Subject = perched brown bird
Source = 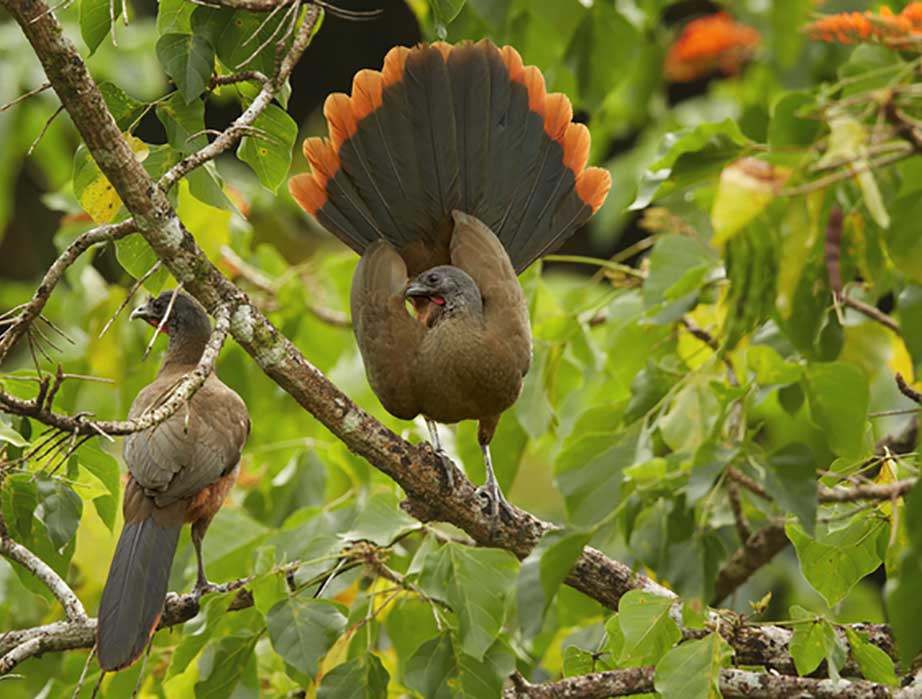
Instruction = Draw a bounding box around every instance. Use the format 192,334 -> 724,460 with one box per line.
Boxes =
96,291 -> 250,671
289,40 -> 610,517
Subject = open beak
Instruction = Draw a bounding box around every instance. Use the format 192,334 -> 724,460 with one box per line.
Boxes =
405,281 -> 432,299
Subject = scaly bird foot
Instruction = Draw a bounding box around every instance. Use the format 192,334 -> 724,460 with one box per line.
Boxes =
430,446 -> 455,492
475,481 -> 515,525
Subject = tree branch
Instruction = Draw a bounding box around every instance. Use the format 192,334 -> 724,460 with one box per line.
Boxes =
507,666 -> 907,699
711,520 -> 788,605
0,219 -> 135,364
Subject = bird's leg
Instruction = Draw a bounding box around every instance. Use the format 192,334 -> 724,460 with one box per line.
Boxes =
191,519 -> 225,598
476,441 -> 514,522
425,417 -> 454,491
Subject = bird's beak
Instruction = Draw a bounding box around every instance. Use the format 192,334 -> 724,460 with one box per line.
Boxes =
405,281 -> 433,299
129,301 -> 155,322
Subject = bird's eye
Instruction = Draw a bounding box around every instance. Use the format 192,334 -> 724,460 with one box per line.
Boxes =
426,273 -> 439,285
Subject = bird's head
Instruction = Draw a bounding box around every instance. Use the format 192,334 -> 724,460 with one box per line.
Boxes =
130,291 -> 211,339
405,265 -> 483,327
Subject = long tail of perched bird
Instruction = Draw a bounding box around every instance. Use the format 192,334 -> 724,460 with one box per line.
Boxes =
290,40 -> 610,519
289,40 -> 610,274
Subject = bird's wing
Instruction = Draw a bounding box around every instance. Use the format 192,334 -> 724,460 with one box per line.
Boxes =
449,211 -> 531,365
123,375 -> 250,505
351,240 -> 424,419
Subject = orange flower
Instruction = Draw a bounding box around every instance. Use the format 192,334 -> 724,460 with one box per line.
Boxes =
806,4 -> 922,46
665,12 -> 761,82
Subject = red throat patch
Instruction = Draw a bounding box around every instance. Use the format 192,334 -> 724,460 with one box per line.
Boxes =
146,318 -> 168,335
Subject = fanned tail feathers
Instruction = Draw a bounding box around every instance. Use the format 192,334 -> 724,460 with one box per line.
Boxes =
289,40 -> 611,273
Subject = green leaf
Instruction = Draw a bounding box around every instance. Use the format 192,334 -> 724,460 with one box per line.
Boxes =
624,361 -> 673,424
615,590 -> 681,666
76,442 -> 120,531
887,481 -> 922,664
788,606 -> 825,676
157,0 -> 196,34
156,93 -> 207,153
762,444 -> 817,535
654,633 -> 732,699
318,655 -> 390,699
80,0 -> 112,54
899,285 -> 922,374
642,234 -> 715,309
0,420 -> 29,447
747,345 -> 803,386
631,120 -> 750,209
562,645 -> 595,677
418,542 -> 518,660
156,33 -> 215,104
1,474 -> 38,543
167,595 -> 235,678
36,479 -> 83,549
804,362 -> 869,459
517,528 -> 590,638
786,515 -> 887,607
404,633 -> 507,699
555,423 -> 640,527
266,598 -> 347,678
341,490 -> 419,545
115,234 -> 168,293
769,92 -> 822,148
845,628 -> 898,686
428,0 -> 466,36
194,631 -> 258,698
99,82 -> 146,131
237,104 -> 297,193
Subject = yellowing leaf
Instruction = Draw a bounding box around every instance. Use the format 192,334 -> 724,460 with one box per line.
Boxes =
711,157 -> 790,246
176,179 -> 231,259
78,175 -> 122,224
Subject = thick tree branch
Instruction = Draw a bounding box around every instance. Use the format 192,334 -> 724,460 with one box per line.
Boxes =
0,0 -> 903,684
507,666 -> 909,699
711,520 -> 788,605
0,219 -> 134,364
0,306 -> 231,437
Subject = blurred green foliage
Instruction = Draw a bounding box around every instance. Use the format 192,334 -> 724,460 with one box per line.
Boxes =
5,0 -> 922,697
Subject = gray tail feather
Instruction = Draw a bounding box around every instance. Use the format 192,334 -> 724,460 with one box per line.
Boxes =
316,41 -> 591,273
96,517 -> 181,671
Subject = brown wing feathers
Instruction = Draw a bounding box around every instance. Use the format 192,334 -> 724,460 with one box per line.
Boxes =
289,40 -> 611,272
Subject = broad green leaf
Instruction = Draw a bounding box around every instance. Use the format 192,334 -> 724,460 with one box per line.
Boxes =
1,473 -> 38,543
769,91 -> 822,148
418,542 -> 518,660
762,444 -> 816,535
428,0 -> 466,36
642,234 -> 715,309
383,597 -> 441,672
624,361 -> 673,424
156,33 -> 215,104
899,285 -> 922,374
237,104 -> 298,193
266,598 -> 347,678
76,442 -> 120,531
99,82 -> 146,130
654,633 -> 732,699
845,628 -> 898,686
660,377 -> 719,454
115,234 -> 168,293
788,606 -> 825,676
167,594 -> 234,678
517,528 -> 590,637
36,479 -> 82,550
156,93 -> 207,153
747,345 -> 802,386
786,515 -> 887,606
80,0 -> 111,54
631,119 -> 750,209
555,423 -> 640,527
887,481 -> 922,664
318,655 -> 389,699
514,340 -> 554,439
194,631 -> 258,698
804,362 -> 869,459
562,645 -> 596,677
404,633 -> 508,699
340,490 -> 419,545
0,420 -> 29,447
615,590 -> 681,666
157,0 -> 196,34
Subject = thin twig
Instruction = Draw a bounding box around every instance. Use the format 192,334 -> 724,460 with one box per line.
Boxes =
0,81 -> 51,113
99,260 -> 163,338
